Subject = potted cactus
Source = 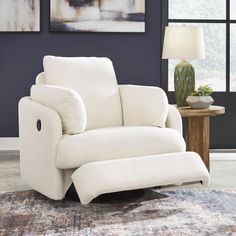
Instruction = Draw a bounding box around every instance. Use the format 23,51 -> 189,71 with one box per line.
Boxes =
186,85 -> 214,109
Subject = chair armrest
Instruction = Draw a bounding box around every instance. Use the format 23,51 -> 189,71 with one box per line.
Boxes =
166,105 -> 183,135
18,97 -> 72,199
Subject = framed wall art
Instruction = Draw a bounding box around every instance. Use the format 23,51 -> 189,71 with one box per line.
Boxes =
50,0 -> 145,32
0,0 -> 40,32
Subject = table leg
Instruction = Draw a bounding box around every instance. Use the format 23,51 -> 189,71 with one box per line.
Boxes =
185,116 -> 210,171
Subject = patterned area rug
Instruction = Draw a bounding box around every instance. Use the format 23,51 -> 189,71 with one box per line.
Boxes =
0,190 -> 236,236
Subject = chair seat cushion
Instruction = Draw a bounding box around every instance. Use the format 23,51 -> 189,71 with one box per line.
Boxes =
57,126 -> 186,169
71,152 -> 210,204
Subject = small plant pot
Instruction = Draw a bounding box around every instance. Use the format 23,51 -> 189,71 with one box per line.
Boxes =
186,96 -> 214,109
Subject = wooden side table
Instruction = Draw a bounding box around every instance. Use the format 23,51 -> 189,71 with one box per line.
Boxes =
177,105 -> 225,171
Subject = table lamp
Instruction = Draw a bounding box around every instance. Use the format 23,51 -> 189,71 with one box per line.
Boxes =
162,26 -> 205,107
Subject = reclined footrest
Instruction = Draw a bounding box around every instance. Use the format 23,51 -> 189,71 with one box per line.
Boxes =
71,152 -> 210,204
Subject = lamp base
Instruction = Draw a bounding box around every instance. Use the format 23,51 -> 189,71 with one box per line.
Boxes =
174,60 -> 195,107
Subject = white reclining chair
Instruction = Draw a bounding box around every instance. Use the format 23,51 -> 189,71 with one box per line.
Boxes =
19,56 -> 210,204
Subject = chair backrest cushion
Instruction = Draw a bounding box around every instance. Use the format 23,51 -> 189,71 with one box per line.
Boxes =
43,56 -> 123,130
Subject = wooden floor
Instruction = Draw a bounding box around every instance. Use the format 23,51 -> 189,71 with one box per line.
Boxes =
0,151 -> 236,193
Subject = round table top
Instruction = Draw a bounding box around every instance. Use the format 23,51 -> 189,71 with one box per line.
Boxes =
177,105 -> 225,118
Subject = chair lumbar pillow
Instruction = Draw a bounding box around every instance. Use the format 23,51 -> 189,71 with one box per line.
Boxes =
119,85 -> 169,127
31,84 -> 87,134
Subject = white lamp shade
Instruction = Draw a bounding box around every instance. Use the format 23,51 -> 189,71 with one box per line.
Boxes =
162,26 -> 205,59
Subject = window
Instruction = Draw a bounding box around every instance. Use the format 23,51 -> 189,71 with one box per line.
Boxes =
163,0 -> 236,92
231,24 -> 236,90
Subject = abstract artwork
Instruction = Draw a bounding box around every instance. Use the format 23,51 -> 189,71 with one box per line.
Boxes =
0,0 -> 40,32
50,0 -> 145,32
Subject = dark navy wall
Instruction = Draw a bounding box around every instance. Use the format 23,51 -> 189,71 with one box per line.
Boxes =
0,0 -> 162,137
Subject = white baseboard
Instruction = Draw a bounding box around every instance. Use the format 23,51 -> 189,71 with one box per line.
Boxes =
0,138 -> 235,160
210,153 -> 236,161
0,138 -> 19,151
